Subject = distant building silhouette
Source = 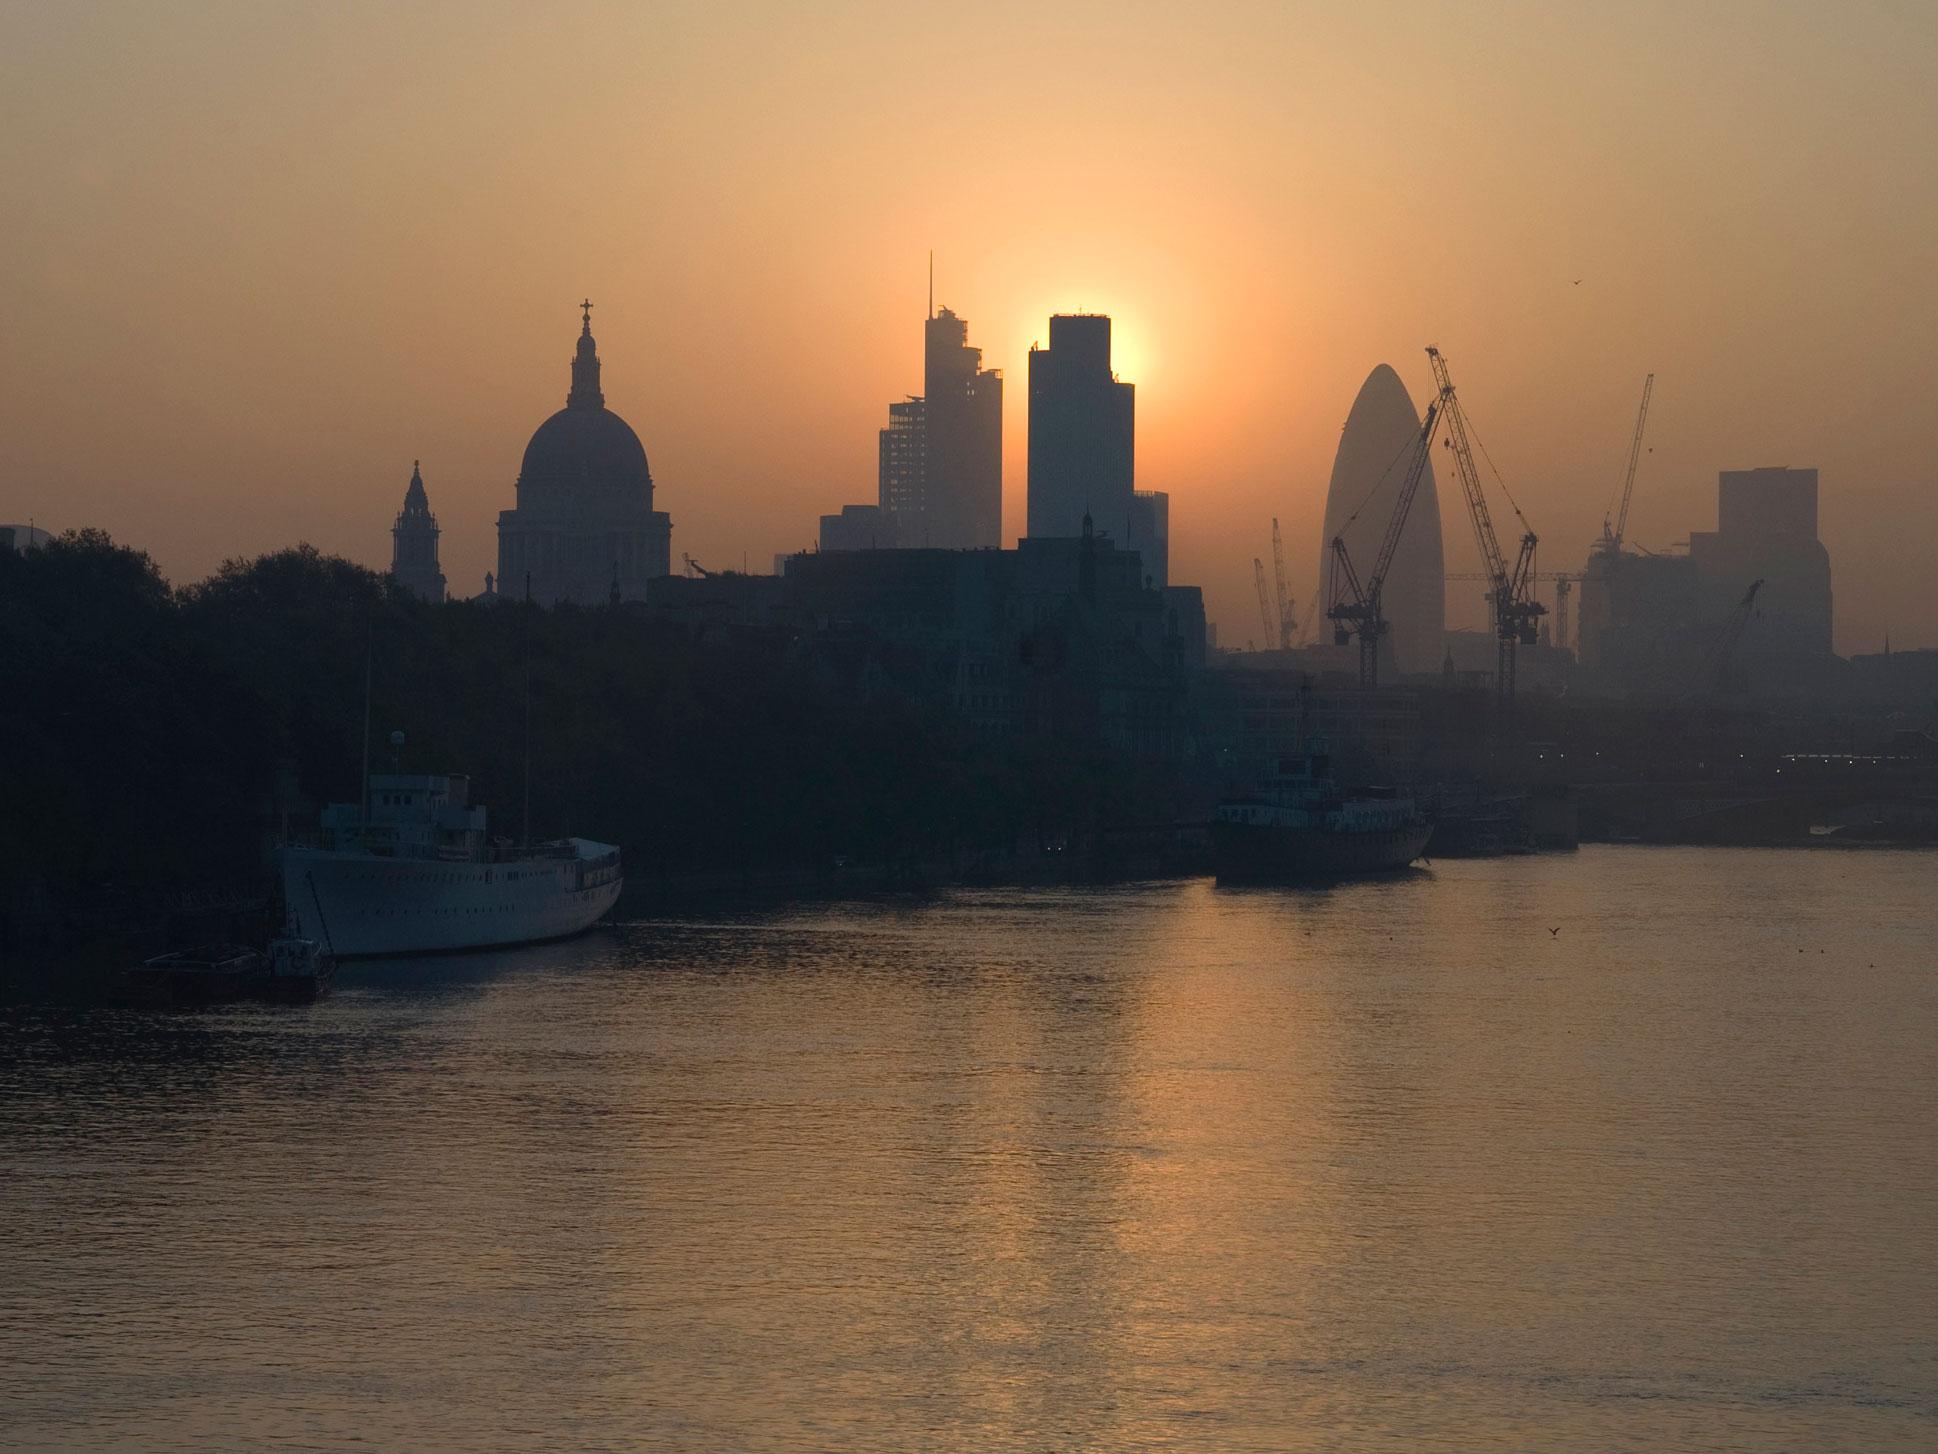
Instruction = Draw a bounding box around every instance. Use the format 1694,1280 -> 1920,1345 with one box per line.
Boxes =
1317,365 -> 1445,676
821,302 -> 1002,555
389,461 -> 445,603
852,307 -> 1001,551
1027,315 -> 1135,548
1577,548 -> 1699,690
762,531 -> 1205,754
1690,467 -> 1831,658
1579,464 -> 1835,696
1127,489 -> 1170,588
918,308 -> 1002,547
1850,644 -> 1938,710
496,303 -> 672,604
819,503 -> 893,552
874,398 -> 924,544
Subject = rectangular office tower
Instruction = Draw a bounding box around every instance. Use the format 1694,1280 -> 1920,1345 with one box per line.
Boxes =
1027,314 -> 1135,549
1127,489 -> 1170,587
1690,466 -> 1831,658
923,310 -> 1003,548
876,398 -> 925,538
871,309 -> 1002,550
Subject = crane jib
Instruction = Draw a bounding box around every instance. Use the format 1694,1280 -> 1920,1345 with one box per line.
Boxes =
1424,345 -> 1548,714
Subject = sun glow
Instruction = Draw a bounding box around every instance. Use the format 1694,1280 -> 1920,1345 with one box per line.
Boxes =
1009,303 -> 1154,393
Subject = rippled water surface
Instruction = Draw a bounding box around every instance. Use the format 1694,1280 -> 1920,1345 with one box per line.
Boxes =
4,847 -> 1936,1451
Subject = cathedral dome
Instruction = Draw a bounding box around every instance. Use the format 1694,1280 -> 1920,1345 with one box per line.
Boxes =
518,405 -> 651,506
498,304 -> 673,606
514,308 -> 653,514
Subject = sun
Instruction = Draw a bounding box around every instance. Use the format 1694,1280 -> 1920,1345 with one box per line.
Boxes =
1011,299 -> 1153,388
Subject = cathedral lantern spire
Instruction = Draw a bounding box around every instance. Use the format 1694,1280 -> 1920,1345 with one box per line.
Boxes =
568,298 -> 603,409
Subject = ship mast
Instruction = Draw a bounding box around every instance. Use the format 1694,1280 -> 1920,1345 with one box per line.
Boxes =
359,634 -> 373,837
522,571 -> 533,849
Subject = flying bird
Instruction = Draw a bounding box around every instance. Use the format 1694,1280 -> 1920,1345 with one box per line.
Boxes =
1573,278 -> 1583,285
1549,926 -> 1560,936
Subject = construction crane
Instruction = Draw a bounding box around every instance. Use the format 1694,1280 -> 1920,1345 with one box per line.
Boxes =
1426,346 -> 1545,713
1600,373 -> 1655,555
1552,573 -> 1579,654
1447,570 -> 1583,652
1270,519 -> 1295,649
1325,401 -> 1442,687
1699,578 -> 1763,697
1253,558 -> 1276,647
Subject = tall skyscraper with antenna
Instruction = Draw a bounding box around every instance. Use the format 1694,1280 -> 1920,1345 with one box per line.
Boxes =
862,267 -> 1003,550
919,304 -> 1003,547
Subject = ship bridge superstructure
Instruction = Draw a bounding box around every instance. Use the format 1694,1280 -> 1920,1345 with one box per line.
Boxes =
318,773 -> 487,859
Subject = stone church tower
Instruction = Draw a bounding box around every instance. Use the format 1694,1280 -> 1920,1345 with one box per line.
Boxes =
390,460 -> 446,603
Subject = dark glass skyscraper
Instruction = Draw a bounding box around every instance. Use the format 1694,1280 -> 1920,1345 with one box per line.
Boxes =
877,398 -> 925,532
868,307 -> 1002,549
1026,314 -> 1135,547
921,309 -> 1003,548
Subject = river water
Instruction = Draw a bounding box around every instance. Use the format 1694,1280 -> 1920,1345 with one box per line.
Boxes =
3,847 -> 1935,1452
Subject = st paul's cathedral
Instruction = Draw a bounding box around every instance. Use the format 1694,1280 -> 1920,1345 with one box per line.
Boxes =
492,303 -> 672,603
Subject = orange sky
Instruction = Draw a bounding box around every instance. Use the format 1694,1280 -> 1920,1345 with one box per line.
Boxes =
4,1 -> 1934,652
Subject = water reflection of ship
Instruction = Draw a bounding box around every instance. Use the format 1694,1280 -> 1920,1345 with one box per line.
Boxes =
1212,737 -> 1433,883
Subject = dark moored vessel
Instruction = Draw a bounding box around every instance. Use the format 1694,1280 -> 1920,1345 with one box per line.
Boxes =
1212,739 -> 1433,883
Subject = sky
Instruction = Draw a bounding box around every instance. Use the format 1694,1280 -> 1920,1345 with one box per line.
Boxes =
3,0 -> 1935,652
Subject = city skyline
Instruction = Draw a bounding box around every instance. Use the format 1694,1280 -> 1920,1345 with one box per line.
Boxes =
7,10 -> 1938,1445
3,3 -> 1935,653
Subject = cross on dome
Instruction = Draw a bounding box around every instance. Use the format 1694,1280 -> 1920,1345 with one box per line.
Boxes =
567,302 -> 604,407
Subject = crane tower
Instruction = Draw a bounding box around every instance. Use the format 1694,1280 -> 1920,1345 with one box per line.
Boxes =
1271,519 -> 1295,649
1425,347 -> 1544,715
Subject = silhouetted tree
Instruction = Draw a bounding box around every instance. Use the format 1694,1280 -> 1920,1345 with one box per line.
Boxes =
3,535 -> 1190,922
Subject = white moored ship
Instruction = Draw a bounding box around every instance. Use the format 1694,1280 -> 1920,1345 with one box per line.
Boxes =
281,773 -> 622,958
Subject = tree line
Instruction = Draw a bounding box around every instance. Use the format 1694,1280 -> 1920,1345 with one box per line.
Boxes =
2,532 -> 1185,917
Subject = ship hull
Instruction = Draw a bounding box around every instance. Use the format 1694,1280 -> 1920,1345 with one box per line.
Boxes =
1211,821 -> 1433,884
281,839 -> 622,958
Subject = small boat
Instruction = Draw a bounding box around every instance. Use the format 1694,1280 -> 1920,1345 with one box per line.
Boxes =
265,936 -> 336,1001
123,938 -> 333,1006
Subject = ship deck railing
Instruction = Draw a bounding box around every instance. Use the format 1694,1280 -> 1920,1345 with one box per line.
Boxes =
282,834 -> 588,863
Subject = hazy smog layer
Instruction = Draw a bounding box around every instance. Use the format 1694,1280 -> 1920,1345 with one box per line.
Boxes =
4,5 -> 1934,650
